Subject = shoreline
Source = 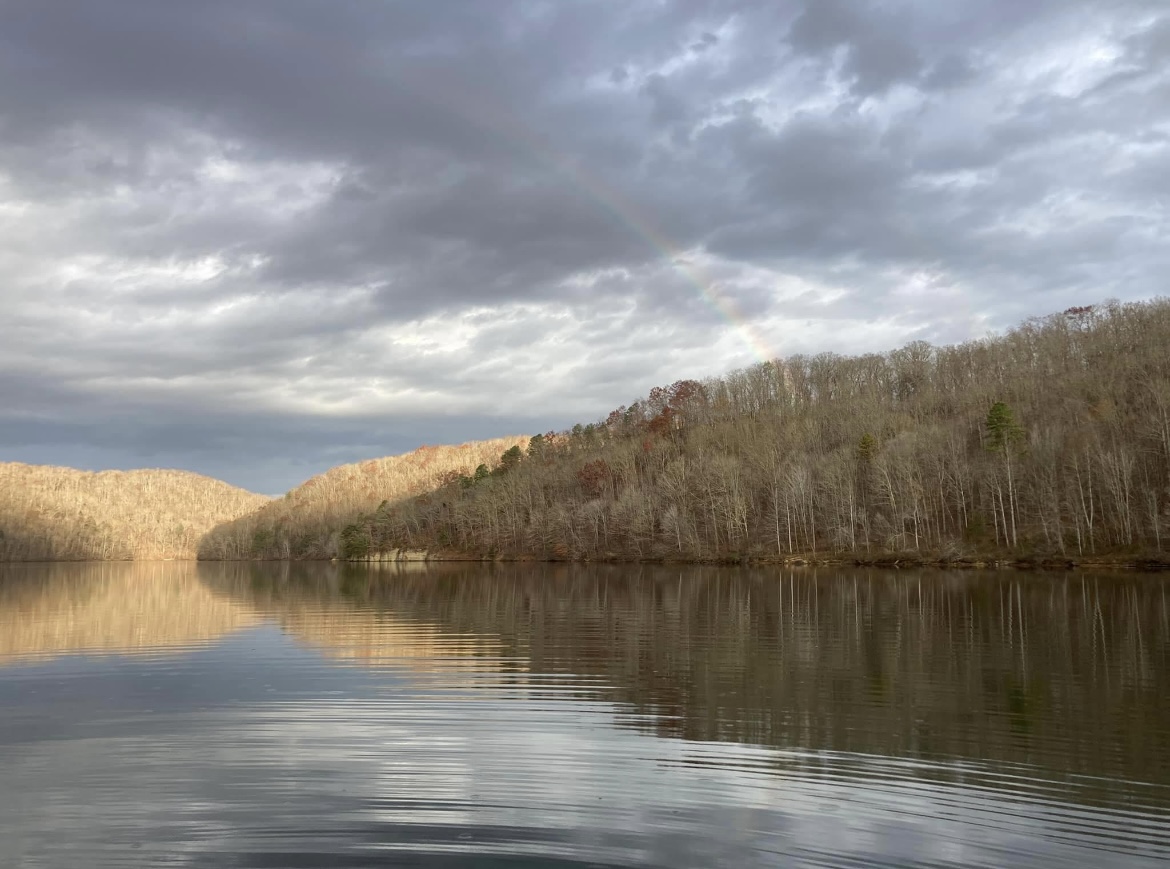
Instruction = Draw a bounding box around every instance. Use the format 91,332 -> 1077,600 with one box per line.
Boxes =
3,554 -> 1168,572
341,550 -> 1170,572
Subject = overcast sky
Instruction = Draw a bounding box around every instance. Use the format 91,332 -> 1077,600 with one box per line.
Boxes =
2,1 -> 1168,493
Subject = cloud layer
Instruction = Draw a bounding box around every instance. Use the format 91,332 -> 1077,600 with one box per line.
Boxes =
2,0 -> 1168,491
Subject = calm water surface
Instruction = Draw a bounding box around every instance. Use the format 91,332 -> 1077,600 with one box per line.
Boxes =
0,562 -> 1167,868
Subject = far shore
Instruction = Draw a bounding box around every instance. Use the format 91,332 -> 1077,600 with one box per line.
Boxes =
343,551 -> 1170,572
4,553 -> 1168,572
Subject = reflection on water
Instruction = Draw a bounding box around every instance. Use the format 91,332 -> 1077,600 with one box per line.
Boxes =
0,561 -> 1167,868
0,562 -> 258,662
216,563 -> 512,676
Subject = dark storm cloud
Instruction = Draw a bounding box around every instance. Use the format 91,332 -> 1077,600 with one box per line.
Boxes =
1,0 -> 1168,490
0,367 -> 559,494
786,0 -> 924,95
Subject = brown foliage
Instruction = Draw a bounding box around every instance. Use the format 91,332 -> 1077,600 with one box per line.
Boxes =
576,460 -> 612,498
646,408 -> 675,437
438,469 -> 469,488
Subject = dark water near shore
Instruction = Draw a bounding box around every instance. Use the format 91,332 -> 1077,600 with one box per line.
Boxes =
0,562 -> 1168,868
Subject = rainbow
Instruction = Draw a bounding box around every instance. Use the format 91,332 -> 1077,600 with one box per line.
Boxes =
400,75 -> 779,365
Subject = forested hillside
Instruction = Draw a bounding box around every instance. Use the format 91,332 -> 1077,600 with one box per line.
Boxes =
197,437 -> 529,560
313,300 -> 1170,564
0,464 -> 269,561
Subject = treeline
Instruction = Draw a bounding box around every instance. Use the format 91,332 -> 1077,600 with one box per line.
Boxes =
197,437 -> 528,560
0,463 -> 269,561
312,299 -> 1170,563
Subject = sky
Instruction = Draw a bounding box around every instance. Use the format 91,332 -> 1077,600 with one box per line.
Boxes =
2,1 -> 1168,494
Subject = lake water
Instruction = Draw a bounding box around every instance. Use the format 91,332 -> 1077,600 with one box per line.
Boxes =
0,562 -> 1167,868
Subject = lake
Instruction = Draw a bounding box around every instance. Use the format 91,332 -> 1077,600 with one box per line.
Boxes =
0,561 -> 1167,868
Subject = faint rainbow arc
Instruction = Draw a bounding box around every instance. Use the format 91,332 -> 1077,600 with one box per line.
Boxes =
407,77 -> 778,365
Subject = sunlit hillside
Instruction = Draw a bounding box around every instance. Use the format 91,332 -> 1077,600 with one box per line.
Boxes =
0,463 -> 270,561
198,437 -> 529,560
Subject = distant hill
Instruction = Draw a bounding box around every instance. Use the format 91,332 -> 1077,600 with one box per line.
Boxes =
0,463 -> 270,561
197,437 -> 529,560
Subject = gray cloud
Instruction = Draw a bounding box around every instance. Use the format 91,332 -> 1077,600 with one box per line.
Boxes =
1,0 -> 1168,491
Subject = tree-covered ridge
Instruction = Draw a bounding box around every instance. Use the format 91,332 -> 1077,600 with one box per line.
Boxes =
0,464 -> 269,561
327,299 -> 1170,563
197,437 -> 529,560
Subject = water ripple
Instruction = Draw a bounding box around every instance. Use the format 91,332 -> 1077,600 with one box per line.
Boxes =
0,561 -> 1167,867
